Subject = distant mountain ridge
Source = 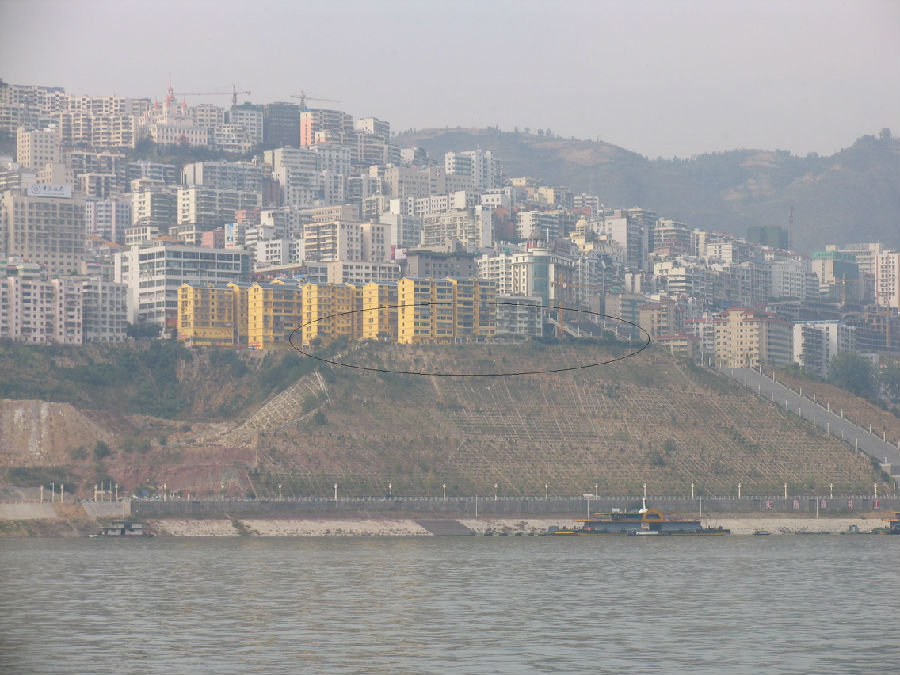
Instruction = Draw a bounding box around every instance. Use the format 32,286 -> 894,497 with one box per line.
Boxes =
396,128 -> 900,253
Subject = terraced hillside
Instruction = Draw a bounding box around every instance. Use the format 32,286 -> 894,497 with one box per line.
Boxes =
0,341 -> 888,498
249,343 -> 884,498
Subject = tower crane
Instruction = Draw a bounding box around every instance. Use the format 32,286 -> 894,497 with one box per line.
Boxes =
290,91 -> 341,110
173,85 -> 251,106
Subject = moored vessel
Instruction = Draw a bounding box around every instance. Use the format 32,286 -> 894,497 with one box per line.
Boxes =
548,491 -> 729,536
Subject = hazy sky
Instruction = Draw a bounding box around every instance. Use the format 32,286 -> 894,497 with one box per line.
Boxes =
2,0 -> 898,158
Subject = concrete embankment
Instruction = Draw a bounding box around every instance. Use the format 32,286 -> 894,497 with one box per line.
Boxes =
131,496 -> 900,519
142,516 -> 881,537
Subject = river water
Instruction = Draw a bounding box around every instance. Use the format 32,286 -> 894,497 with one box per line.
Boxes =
1,536 -> 897,674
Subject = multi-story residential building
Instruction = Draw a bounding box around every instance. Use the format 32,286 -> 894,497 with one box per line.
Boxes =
875,250 -> 899,309
495,295 -> 543,337
51,278 -> 83,344
264,102 -> 302,148
16,125 -> 61,170
84,198 -> 130,244
177,187 -> 262,228
792,321 -> 856,377
421,207 -> 492,249
361,281 -> 398,340
301,282 -> 360,345
604,293 -> 646,340
229,103 -> 265,145
189,103 -> 225,129
354,117 -> 390,140
379,213 -> 422,254
598,211 -> 650,271
639,299 -> 681,339
444,149 -> 499,190
115,242 -> 250,333
247,281 -> 303,349
396,277 -> 495,345
325,261 -> 400,286
360,222 -> 389,262
713,307 -> 792,368
256,238 -> 301,267
653,219 -> 692,256
81,277 -> 127,342
132,189 -> 176,230
1,276 -> 58,343
126,161 -> 177,186
397,277 -> 455,345
480,247 -> 574,307
182,162 -> 264,193
300,108 -> 354,147
178,282 -> 244,347
303,221 -> 362,262
767,255 -> 810,300
0,186 -> 85,276
124,225 -> 162,246
408,249 -> 478,279
517,210 -> 568,243
0,274 -> 95,344
809,250 -> 864,302
653,260 -> 709,300
380,165 -> 431,200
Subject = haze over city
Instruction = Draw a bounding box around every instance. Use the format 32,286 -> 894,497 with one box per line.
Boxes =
2,0 -> 898,158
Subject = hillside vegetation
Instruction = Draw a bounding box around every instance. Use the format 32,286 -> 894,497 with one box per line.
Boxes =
397,128 -> 900,252
0,341 -> 889,499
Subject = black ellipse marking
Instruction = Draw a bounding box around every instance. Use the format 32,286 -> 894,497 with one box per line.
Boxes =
288,301 -> 651,377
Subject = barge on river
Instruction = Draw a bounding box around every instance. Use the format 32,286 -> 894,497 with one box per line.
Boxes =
548,498 -> 729,536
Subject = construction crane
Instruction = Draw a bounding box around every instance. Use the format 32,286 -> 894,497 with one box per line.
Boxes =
290,91 -> 341,110
174,85 -> 251,106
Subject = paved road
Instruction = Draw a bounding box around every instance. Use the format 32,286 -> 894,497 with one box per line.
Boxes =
722,367 -> 900,473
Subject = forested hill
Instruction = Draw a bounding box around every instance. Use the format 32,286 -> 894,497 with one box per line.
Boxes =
395,128 -> 900,253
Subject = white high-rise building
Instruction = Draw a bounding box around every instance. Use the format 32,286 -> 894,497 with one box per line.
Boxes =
182,161 -> 263,192
85,198 -> 131,244
16,125 -> 61,170
1,186 -> 84,276
444,149 -> 499,190
114,242 -> 250,331
875,250 -> 899,309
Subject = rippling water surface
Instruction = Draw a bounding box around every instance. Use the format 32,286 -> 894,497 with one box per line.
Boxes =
1,536 -> 897,674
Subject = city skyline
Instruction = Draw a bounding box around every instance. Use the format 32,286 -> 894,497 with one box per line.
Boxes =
1,0 -> 898,159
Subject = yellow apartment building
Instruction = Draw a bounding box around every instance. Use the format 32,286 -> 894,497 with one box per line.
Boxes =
361,281 -> 398,340
301,282 -> 361,346
449,277 -> 497,341
247,281 -> 304,349
397,277 -> 496,344
177,282 -> 247,347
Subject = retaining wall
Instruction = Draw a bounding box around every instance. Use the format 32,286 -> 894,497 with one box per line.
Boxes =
132,495 -> 900,519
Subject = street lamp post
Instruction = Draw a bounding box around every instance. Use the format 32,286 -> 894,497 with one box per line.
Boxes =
545,483 -> 549,500
442,483 -> 446,500
494,483 -> 498,501
737,483 -> 741,499
691,482 -> 695,499
784,483 -> 788,499
333,483 -> 338,501
220,483 -> 225,501
388,482 -> 392,499
278,484 -> 282,500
